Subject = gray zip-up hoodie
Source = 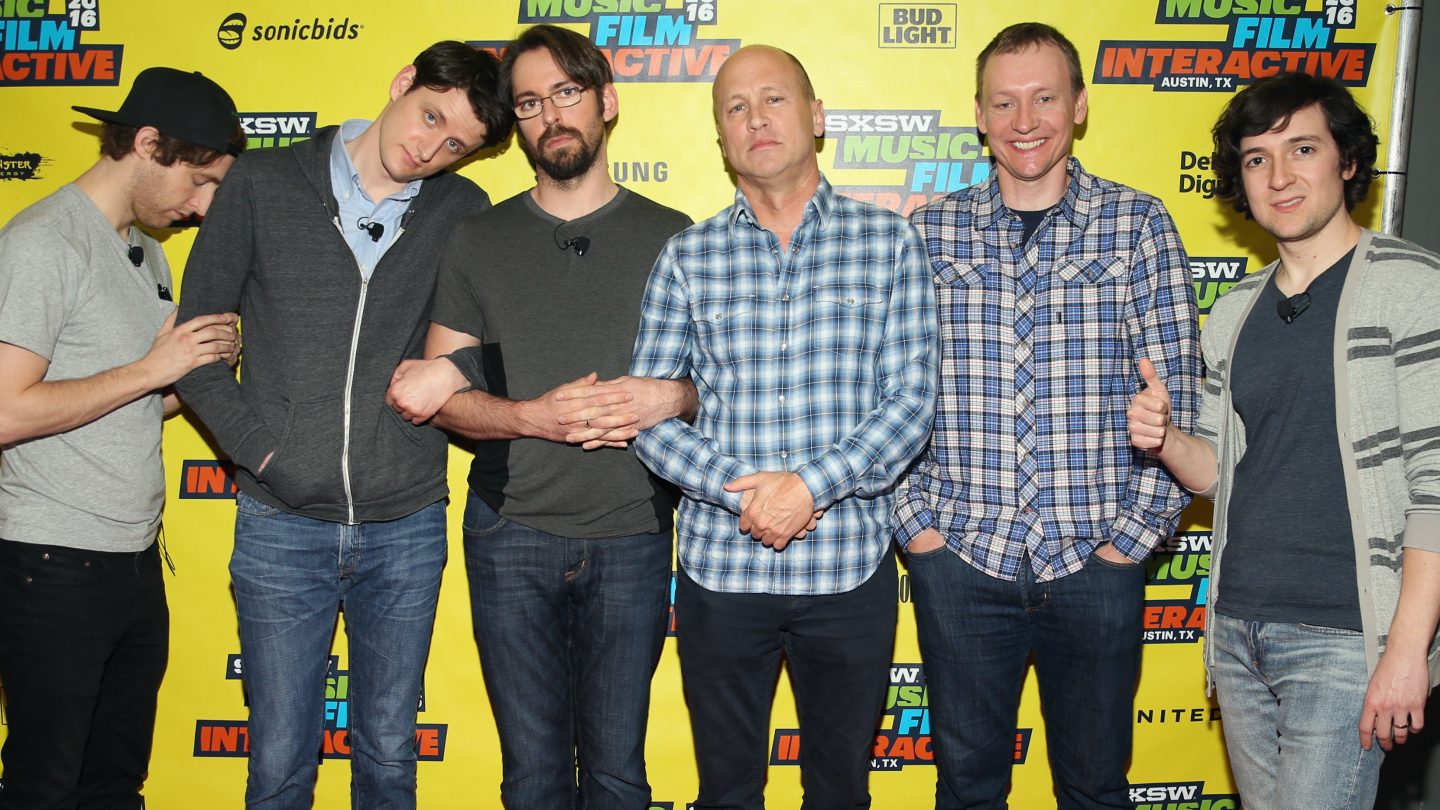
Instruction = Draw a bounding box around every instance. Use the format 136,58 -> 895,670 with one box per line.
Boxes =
175,127 -> 490,523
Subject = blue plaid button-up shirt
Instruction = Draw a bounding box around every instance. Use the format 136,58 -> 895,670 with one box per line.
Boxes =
631,176 -> 937,595
896,158 -> 1200,583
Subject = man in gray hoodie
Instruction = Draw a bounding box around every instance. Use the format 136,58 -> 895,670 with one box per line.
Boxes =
174,42 -> 512,808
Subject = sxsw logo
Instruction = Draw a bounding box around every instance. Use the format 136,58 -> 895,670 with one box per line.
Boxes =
1191,256 -> 1249,315
239,112 -> 318,150
1143,531 -> 1211,644
196,655 -> 446,760
1130,780 -> 1240,808
770,663 -> 1032,770
878,4 -> 956,49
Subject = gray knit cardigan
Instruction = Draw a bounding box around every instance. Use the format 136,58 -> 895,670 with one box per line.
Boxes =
1195,229 -> 1440,688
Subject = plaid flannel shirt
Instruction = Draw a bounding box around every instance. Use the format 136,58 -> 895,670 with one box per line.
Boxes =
895,158 -> 1199,583
631,177 -> 937,595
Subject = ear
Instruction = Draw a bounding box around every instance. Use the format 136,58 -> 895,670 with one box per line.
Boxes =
132,125 -> 162,160
1341,159 -> 1358,181
390,65 -> 417,101
1073,86 -> 1089,126
811,98 -> 825,138
600,82 -> 619,123
974,97 -> 987,136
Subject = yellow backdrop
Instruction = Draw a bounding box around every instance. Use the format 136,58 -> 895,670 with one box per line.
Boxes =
0,0 -> 1402,807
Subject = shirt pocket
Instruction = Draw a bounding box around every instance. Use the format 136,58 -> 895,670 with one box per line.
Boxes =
810,284 -> 886,357
691,294 -> 757,366
1056,256 -> 1127,285
935,259 -> 991,290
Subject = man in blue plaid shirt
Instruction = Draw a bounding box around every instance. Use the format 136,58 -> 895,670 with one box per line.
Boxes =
630,45 -> 937,809
895,23 -> 1200,808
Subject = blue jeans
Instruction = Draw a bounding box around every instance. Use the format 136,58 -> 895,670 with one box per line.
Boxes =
462,491 -> 671,810
1211,613 -> 1384,810
908,547 -> 1145,809
229,491 -> 448,810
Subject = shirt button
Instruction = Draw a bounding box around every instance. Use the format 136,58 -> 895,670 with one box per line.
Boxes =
847,297 -> 856,305
780,342 -> 788,351
778,394 -> 786,403
23,576 -> 33,584
780,451 -> 789,459
41,552 -> 50,561
782,294 -> 790,301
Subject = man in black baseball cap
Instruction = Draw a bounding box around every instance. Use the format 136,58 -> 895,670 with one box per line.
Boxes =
0,66 -> 243,809
74,66 -> 245,158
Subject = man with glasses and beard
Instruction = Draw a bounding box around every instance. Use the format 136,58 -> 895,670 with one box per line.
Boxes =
385,24 -> 695,810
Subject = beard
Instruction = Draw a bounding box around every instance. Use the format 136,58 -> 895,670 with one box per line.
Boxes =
522,123 -> 601,182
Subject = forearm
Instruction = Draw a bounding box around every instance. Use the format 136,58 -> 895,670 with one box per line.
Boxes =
162,390 -> 183,418
634,419 -> 754,511
1110,449 -> 1198,560
431,389 -> 535,441
173,363 -> 275,474
1386,548 -> 1440,657
1157,427 -> 1219,495
667,378 -> 699,423
0,359 -> 163,444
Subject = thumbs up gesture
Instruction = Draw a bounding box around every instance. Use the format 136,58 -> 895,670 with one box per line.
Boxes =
1128,358 -> 1172,451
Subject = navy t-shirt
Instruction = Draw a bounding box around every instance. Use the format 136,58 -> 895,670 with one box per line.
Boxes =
1218,249 -> 1361,630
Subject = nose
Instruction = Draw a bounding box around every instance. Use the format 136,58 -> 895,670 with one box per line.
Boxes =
188,183 -> 220,218
1013,102 -> 1036,133
540,96 -> 565,125
745,103 -> 768,131
1267,158 -> 1295,190
417,134 -> 444,163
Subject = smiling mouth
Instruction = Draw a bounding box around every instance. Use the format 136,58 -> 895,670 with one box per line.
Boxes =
1272,196 -> 1304,211
1012,138 -> 1046,151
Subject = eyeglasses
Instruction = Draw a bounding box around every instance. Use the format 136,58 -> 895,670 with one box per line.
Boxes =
514,85 -> 589,120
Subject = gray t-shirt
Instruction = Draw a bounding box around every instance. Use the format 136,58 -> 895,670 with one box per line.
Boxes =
0,183 -> 174,551
431,187 -> 691,538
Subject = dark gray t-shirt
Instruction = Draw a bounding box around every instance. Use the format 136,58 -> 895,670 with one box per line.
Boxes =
0,184 -> 174,551
1219,249 -> 1360,630
430,187 -> 691,538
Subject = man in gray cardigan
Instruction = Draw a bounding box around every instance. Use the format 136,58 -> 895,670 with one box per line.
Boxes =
174,43 -> 512,808
1129,72 -> 1440,808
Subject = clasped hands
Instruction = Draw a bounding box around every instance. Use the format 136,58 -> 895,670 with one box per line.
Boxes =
386,362 -> 662,449
725,471 -> 823,550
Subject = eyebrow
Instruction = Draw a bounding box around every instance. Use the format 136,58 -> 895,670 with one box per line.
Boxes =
720,84 -> 789,103
1242,133 -> 1321,155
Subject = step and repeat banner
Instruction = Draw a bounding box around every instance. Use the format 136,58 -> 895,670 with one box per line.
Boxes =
0,0 -> 1403,807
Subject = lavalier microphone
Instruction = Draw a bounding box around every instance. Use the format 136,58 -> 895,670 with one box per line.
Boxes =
357,217 -> 385,243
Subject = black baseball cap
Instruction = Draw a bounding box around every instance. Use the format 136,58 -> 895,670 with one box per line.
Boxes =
73,67 -> 242,156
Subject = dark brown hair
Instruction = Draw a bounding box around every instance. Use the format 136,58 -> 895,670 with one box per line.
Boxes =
99,122 -> 243,167
1211,71 -> 1378,214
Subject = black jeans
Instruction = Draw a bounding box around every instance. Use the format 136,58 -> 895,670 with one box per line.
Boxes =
0,538 -> 168,810
675,550 -> 897,810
